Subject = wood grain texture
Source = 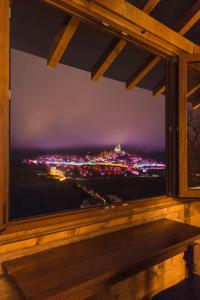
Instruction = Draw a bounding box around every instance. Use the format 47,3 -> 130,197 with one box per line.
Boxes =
91,0 -> 160,81
0,0 -> 9,231
43,0 -> 200,57
0,275 -> 23,300
127,0 -> 200,92
48,16 -> 80,68
3,219 -> 200,300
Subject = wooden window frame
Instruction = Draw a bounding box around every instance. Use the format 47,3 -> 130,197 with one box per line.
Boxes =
0,0 -> 10,231
0,0 -> 183,232
179,54 -> 200,197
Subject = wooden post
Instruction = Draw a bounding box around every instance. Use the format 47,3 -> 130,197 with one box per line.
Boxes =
0,0 -> 10,230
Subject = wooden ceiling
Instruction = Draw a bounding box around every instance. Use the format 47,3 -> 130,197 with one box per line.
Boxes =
11,0 -> 200,99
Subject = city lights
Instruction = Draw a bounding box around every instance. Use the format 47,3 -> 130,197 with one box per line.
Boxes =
23,145 -> 166,180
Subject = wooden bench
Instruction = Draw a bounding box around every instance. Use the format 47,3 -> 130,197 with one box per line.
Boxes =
2,219 -> 200,300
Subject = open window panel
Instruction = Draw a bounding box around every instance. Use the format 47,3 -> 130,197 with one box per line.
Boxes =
179,54 -> 200,197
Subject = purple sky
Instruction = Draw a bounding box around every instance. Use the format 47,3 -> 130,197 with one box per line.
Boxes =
11,49 -> 165,151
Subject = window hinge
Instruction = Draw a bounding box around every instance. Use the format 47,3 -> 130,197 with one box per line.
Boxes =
9,89 -> 11,100
9,6 -> 11,18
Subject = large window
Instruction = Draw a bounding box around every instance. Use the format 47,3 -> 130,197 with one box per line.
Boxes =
10,0 -> 166,220
10,50 -> 166,219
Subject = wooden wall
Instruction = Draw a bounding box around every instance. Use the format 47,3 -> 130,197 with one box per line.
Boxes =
0,198 -> 200,299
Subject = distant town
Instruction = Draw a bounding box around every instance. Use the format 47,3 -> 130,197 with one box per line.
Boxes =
23,144 -> 166,181
10,145 -> 166,219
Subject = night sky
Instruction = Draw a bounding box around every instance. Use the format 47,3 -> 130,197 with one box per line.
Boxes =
11,49 -> 165,152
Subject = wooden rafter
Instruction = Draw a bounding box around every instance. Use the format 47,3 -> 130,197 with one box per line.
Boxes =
193,103 -> 200,110
91,38 -> 127,81
43,0 -> 200,58
126,0 -> 200,91
153,79 -> 165,96
187,82 -> 200,98
177,1 -> 200,35
48,16 -> 80,68
153,1 -> 200,96
153,70 -> 200,98
91,0 -> 160,81
127,56 -> 160,90
143,0 -> 160,14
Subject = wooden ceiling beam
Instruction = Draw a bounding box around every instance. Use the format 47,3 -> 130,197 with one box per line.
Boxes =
91,38 -> 127,81
153,73 -> 200,98
43,0 -> 200,58
126,0 -> 200,91
193,103 -> 200,110
153,79 -> 165,96
187,82 -> 200,98
48,16 -> 80,68
177,1 -> 200,35
126,56 -> 160,90
91,0 -> 160,81
154,64 -> 200,97
143,0 -> 160,14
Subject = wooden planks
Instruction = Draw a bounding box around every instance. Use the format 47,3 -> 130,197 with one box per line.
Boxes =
3,219 -> 200,300
91,0 -> 160,81
0,275 -> 23,300
127,0 -> 200,91
0,0 -> 9,230
48,16 -> 80,68
43,0 -> 200,58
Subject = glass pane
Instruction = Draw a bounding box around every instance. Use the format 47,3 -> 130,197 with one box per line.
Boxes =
187,63 -> 200,189
10,1 -> 166,220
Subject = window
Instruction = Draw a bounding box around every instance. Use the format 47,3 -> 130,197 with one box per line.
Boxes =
179,54 -> 200,197
9,0 -> 166,220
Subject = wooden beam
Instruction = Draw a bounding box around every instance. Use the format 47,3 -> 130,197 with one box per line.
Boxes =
153,76 -> 200,98
153,1 -> 200,95
153,79 -> 166,96
187,82 -> 200,98
0,0 -> 9,230
126,0 -> 200,91
143,0 -> 160,14
193,103 -> 200,110
43,0 -> 200,57
126,56 -> 160,90
48,16 -> 80,68
91,38 -> 127,81
91,0 -> 160,81
177,1 -> 200,35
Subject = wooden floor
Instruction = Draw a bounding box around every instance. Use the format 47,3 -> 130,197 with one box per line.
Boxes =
2,219 -> 200,300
